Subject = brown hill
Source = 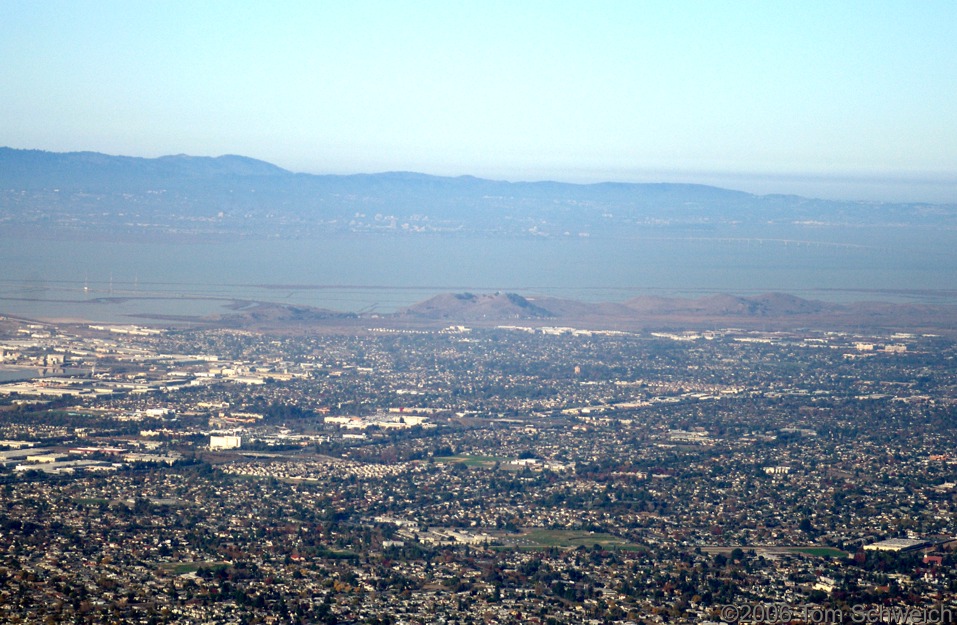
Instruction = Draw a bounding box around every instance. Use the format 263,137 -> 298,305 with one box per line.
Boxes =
127,292 -> 957,335
623,293 -> 831,316
208,302 -> 355,327
402,292 -> 555,321
386,292 -> 957,334
393,291 -> 839,326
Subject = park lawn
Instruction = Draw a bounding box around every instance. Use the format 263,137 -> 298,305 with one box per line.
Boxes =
162,561 -> 229,575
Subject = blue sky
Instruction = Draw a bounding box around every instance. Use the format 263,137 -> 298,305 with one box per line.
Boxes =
2,0 -> 955,201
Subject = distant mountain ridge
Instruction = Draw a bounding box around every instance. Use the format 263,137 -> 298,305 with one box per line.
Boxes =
403,292 -> 836,321
2,147 -> 955,240
621,292 -> 827,316
0,148 -> 288,187
165,291 -> 957,335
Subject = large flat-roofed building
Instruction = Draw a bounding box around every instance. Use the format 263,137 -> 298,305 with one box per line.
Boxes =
26,453 -> 66,463
14,459 -> 112,475
0,447 -> 43,467
0,440 -> 35,449
863,538 -> 929,552
210,435 -> 241,450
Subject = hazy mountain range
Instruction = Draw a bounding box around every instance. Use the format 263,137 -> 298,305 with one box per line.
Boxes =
3,147 -> 955,240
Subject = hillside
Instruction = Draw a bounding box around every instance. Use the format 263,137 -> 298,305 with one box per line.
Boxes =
403,292 -> 555,321
156,292 -> 957,335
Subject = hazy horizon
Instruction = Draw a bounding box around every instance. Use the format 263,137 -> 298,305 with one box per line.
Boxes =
5,143 -> 955,205
3,1 -> 955,204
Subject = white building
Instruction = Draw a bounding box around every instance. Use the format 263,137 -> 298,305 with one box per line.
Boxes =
210,435 -> 241,450
863,538 -> 928,552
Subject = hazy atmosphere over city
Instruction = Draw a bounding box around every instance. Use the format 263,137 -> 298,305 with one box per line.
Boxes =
3,3 -> 957,625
